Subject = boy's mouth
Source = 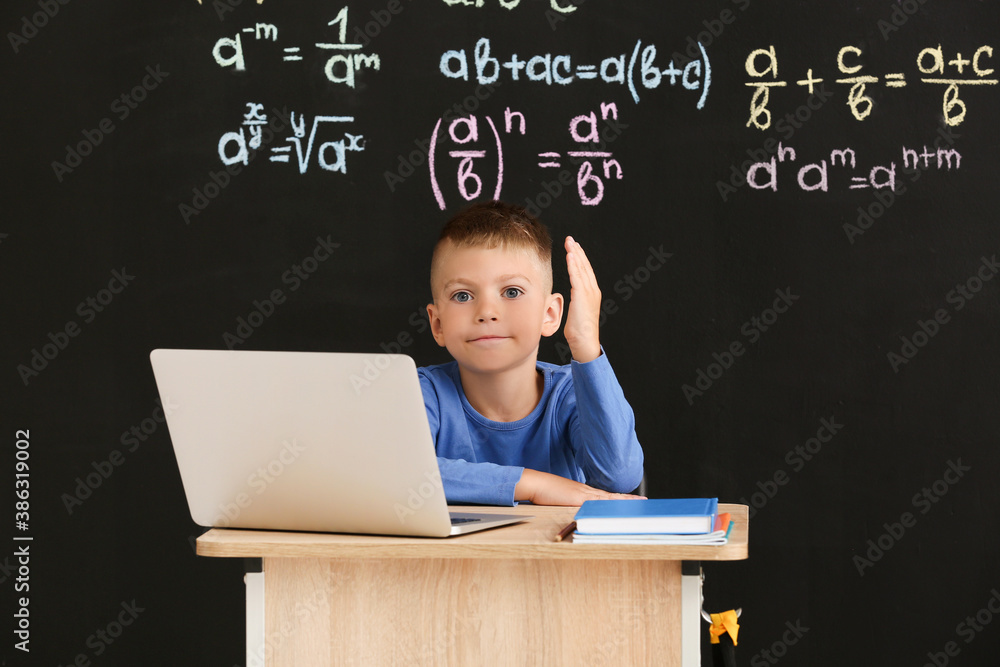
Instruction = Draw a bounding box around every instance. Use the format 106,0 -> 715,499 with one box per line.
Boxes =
469,335 -> 508,343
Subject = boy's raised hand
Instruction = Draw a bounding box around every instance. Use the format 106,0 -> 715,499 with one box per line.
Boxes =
563,236 -> 602,363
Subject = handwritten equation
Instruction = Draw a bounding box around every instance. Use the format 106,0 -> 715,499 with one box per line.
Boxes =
746,44 -> 997,129
218,103 -> 365,174
440,0 -> 578,13
199,0 -> 579,12
212,7 -> 381,88
439,38 -> 711,107
429,102 -> 625,209
745,142 -> 961,193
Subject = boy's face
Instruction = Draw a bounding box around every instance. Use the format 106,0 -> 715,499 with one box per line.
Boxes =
427,241 -> 563,375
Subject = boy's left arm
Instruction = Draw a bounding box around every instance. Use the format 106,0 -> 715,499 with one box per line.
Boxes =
562,237 -> 644,492
568,352 -> 645,493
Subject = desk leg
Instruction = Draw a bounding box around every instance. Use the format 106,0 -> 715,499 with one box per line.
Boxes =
245,559 -> 265,667
681,562 -> 702,667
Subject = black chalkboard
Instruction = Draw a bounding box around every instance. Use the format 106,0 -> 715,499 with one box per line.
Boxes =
4,2 -> 1000,664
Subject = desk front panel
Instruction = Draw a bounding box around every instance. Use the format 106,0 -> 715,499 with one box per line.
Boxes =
264,556 -> 682,667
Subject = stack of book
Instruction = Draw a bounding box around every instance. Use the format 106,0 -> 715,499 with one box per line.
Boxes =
571,497 -> 732,545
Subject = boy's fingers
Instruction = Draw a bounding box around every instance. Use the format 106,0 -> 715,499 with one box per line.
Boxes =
584,489 -> 645,501
566,237 -> 599,292
575,246 -> 600,292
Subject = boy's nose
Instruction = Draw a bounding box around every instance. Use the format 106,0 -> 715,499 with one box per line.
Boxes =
476,308 -> 498,322
476,299 -> 499,322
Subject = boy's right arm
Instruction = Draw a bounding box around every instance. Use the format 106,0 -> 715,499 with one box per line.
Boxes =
435,456 -> 525,506
514,468 -> 645,505
422,369 -> 526,505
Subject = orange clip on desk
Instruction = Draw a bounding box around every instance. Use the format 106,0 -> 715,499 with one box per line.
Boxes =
197,503 -> 748,667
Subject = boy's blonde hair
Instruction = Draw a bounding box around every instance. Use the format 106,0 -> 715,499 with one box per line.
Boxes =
430,200 -> 553,294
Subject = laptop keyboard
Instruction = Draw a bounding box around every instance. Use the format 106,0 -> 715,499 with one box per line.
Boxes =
450,517 -> 482,525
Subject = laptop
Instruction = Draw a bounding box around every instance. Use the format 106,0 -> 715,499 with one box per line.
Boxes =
149,349 -> 529,537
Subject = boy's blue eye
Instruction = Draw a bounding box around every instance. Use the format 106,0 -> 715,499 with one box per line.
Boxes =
452,291 -> 471,303
503,287 -> 523,299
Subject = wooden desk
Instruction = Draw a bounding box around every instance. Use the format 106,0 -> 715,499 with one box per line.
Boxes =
198,504 -> 748,667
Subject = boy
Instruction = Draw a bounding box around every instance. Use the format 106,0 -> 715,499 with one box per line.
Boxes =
419,200 -> 645,506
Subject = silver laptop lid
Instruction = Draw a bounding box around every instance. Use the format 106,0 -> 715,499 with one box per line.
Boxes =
150,349 -> 456,537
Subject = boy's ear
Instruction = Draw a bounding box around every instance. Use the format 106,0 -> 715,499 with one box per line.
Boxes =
426,303 -> 447,347
540,292 -> 564,338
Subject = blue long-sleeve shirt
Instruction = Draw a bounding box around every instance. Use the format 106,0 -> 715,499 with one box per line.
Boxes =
418,351 -> 644,506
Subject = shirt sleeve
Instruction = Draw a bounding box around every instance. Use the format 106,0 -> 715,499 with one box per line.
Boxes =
434,457 -> 524,506
420,368 -> 524,506
567,349 -> 645,493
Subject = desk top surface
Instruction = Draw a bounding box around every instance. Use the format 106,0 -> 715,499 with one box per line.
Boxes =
196,504 -> 748,561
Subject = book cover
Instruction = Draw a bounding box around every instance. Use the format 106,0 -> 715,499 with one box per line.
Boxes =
572,513 -> 733,545
574,497 -> 719,535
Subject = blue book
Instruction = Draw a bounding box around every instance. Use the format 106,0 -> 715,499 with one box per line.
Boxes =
574,498 -> 719,535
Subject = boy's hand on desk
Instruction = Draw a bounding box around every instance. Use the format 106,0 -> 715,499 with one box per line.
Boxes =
514,469 -> 646,506
563,236 -> 602,364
